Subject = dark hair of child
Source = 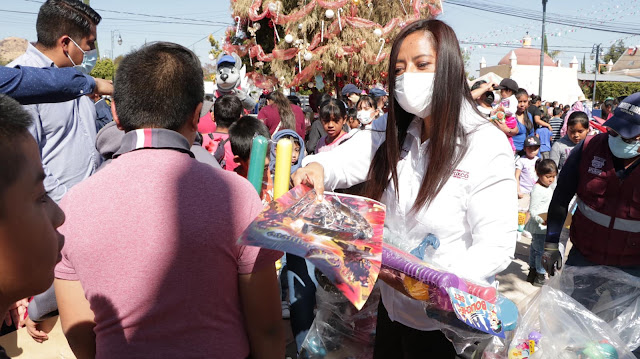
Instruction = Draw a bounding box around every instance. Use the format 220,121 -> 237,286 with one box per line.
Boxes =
356,95 -> 376,110
228,116 -> 271,161
319,98 -> 346,122
553,107 -> 563,117
346,107 -> 357,121
535,159 -> 558,177
567,111 -> 589,129
213,95 -> 243,129
317,93 -> 334,111
515,88 -> 535,134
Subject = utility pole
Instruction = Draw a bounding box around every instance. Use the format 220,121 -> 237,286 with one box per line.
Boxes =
591,44 -> 602,104
538,0 -> 548,99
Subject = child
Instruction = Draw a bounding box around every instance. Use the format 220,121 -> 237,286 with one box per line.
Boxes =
346,107 -> 360,131
515,136 -> 541,236
315,98 -> 349,153
550,111 -> 589,171
269,129 -> 306,175
229,116 -> 273,204
549,107 -> 564,143
202,94 -> 243,171
0,95 -> 65,355
512,89 -> 536,152
355,95 -> 379,129
495,79 -> 520,152
535,121 -> 552,159
525,159 -> 558,286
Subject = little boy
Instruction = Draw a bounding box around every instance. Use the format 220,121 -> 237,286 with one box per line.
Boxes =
229,116 -> 274,204
549,107 -> 564,142
0,95 -> 65,357
202,94 -> 243,171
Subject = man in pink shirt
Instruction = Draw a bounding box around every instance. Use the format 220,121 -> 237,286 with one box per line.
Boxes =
54,42 -> 284,359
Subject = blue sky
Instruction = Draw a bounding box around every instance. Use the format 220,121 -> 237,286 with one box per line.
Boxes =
2,0 -> 638,74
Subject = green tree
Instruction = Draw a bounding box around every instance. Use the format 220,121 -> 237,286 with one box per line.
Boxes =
462,48 -> 471,79
543,34 -> 561,60
208,35 -> 224,62
603,39 -> 626,65
90,58 -> 115,80
581,54 -> 586,73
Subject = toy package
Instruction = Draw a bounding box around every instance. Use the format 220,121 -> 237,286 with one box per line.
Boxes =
299,270 -> 379,359
482,265 -> 640,359
381,242 -> 519,353
237,184 -> 385,309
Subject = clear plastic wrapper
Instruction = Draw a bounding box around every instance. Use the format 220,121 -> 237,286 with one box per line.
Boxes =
380,242 -> 519,354
547,266 -> 640,353
299,270 -> 380,359
482,278 -> 636,359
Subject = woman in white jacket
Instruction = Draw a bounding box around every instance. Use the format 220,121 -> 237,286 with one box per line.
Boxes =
293,19 -> 517,357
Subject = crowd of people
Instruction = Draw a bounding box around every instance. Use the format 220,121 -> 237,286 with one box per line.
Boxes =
0,0 -> 638,358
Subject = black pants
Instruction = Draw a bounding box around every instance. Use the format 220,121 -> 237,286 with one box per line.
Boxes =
373,300 -> 457,359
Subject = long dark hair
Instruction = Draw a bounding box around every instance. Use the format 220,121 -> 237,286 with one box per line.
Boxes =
267,90 -> 296,131
515,88 -> 534,135
363,19 -> 469,210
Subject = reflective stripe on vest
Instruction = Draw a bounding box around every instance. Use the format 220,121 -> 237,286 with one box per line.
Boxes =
577,197 -> 640,233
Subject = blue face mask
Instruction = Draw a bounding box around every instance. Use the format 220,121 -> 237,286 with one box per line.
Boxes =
66,38 -> 97,75
608,133 -> 640,159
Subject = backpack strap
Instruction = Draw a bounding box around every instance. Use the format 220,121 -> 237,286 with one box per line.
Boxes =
213,137 -> 230,168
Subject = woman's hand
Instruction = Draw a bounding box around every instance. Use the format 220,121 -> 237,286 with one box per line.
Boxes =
291,162 -> 325,200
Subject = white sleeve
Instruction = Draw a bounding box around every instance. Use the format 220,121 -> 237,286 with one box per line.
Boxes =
505,96 -> 518,117
302,115 -> 387,190
455,142 -> 518,284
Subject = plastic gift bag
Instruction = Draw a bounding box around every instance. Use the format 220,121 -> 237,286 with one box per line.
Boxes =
299,270 -> 380,359
547,266 -> 640,354
382,242 -> 519,354
482,284 -> 635,359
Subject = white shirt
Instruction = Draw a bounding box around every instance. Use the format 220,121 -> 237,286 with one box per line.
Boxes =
303,102 -> 517,331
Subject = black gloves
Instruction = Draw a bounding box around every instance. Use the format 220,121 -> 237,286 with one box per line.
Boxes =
542,242 -> 563,276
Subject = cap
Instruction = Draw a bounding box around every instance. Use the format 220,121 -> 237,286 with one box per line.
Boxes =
200,100 -> 214,118
603,92 -> 640,138
341,84 -> 360,96
369,88 -> 389,97
494,78 -> 519,93
217,54 -> 236,66
524,136 -> 541,147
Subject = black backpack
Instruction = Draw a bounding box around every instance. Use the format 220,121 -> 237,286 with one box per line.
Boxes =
209,133 -> 230,169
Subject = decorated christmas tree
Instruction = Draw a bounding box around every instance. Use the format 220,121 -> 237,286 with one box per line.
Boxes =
224,0 -> 443,92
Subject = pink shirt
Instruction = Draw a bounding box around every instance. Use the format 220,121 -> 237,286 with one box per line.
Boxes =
258,103 -> 306,138
201,132 -> 238,171
315,131 -> 349,153
197,112 -> 217,133
55,149 -> 279,359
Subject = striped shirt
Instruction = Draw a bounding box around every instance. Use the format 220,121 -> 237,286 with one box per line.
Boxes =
549,116 -> 564,142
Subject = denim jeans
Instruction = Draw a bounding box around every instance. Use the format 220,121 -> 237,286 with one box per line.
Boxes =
529,233 -> 547,274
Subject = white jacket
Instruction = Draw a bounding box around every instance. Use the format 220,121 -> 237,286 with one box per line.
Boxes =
303,102 -> 518,331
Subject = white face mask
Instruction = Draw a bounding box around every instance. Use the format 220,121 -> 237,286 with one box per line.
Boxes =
357,110 -> 375,125
394,72 -> 435,118
608,134 -> 640,159
66,37 -> 97,75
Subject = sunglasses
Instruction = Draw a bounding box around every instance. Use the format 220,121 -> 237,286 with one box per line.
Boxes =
607,128 -> 640,144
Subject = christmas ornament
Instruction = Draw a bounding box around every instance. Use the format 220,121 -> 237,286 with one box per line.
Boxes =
285,34 -> 294,43
337,8 -> 343,31
376,38 -> 385,61
325,9 -> 335,18
373,28 -> 382,37
298,23 -> 303,30
235,16 -> 241,35
304,52 -> 313,61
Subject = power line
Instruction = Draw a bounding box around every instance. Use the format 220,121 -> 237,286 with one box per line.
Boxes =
0,9 -> 232,27
447,0 -> 640,35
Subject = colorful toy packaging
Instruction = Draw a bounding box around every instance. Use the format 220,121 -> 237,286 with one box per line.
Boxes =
382,241 -> 519,350
482,266 -> 640,359
237,184 -> 385,310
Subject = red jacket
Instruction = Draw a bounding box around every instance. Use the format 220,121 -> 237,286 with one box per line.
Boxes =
570,133 -> 640,266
